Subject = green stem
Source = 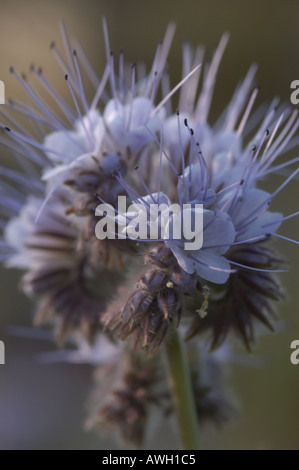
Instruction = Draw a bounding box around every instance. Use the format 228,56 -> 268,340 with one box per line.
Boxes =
165,328 -> 200,450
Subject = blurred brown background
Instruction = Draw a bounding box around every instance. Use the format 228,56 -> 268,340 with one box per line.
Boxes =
0,0 -> 298,449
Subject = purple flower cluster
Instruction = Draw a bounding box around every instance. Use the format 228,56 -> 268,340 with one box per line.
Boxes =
0,21 -> 298,446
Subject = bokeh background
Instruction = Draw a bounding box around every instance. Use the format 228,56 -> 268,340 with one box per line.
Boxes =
0,0 -> 299,449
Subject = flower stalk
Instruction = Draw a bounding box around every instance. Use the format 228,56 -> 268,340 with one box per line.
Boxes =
165,328 -> 200,450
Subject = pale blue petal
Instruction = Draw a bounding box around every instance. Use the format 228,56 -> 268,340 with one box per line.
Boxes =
192,251 -> 232,284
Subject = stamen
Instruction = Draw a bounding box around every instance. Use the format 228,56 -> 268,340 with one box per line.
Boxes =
262,110 -> 285,156
114,170 -> 150,207
182,45 -> 204,115
252,97 -> 279,143
0,135 -> 46,169
161,71 -> 172,115
252,127 -> 270,164
145,41 -> 162,97
34,181 -> 61,224
189,254 -> 237,274
72,38 -> 101,90
263,110 -> 296,167
195,33 -> 229,123
145,23 -> 176,97
157,132 -> 163,203
50,41 -> 77,91
135,166 -> 158,204
150,71 -> 159,104
262,212 -> 299,228
262,116 -> 299,172
91,64 -> 110,110
0,103 -> 35,136
109,52 -> 118,104
6,99 -> 58,130
204,185 -> 241,232
102,17 -> 111,64
224,64 -> 257,131
144,125 -> 180,177
64,74 -> 93,148
72,50 -> 90,114
270,233 -> 299,244
32,67 -> 76,123
156,23 -> 176,73
236,168 -> 298,232
178,42 -> 192,112
237,86 -> 259,136
216,181 -> 241,195
2,126 -> 67,162
270,167 -> 299,199
0,166 -> 43,192
150,64 -> 201,117
119,49 -> 125,103
10,67 -> 66,130
176,110 -> 186,173
59,20 -> 76,77
126,63 -> 136,132
202,234 -> 268,250
225,258 -> 288,273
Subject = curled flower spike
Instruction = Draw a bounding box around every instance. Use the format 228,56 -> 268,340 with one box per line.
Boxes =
87,351 -> 166,447
104,246 -> 202,353
186,242 -> 285,350
4,186 -> 128,342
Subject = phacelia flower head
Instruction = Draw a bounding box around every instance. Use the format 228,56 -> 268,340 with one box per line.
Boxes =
0,19 -> 298,448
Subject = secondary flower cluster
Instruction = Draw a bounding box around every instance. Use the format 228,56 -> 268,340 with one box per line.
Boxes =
0,21 -> 297,446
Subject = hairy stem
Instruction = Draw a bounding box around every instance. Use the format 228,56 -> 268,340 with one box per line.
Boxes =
165,328 -> 200,450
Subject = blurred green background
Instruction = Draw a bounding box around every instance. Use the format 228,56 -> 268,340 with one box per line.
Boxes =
0,0 -> 298,449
